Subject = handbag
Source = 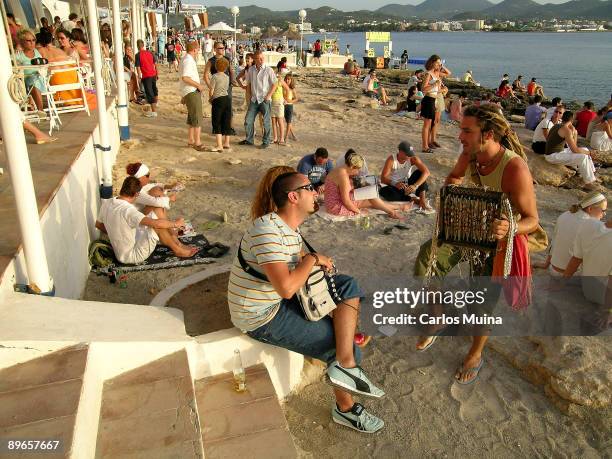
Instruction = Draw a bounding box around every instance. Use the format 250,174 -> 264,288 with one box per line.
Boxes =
237,237 -> 340,321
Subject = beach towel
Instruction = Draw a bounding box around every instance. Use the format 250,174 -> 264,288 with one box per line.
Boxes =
91,234 -> 229,273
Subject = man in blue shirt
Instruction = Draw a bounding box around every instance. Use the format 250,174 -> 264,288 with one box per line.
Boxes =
297,147 -> 334,192
524,95 -> 546,131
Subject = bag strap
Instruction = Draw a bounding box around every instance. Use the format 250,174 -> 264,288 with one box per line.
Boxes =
237,235 -> 317,281
237,238 -> 269,282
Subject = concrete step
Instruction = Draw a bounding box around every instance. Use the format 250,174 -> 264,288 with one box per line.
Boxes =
0,344 -> 89,458
196,364 -> 298,459
95,350 -> 203,459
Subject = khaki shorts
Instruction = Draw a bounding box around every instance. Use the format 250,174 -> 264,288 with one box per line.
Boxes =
184,90 -> 202,127
435,93 -> 445,112
271,101 -> 284,118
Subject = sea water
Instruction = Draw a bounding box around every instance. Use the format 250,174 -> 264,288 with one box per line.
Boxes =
304,31 -> 611,106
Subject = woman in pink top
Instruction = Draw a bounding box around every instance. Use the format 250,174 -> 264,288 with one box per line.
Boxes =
324,151 -> 408,218
449,91 -> 466,122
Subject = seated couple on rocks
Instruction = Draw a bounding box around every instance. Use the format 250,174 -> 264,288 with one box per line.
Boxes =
228,168 -> 385,433
95,175 -> 198,264
379,141 -> 436,215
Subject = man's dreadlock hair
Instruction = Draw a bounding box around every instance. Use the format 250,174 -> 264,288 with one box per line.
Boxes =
463,105 -> 526,161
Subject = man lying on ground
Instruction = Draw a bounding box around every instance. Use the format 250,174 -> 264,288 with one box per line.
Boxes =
95,176 -> 197,264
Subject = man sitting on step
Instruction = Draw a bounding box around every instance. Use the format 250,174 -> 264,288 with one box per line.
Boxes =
227,171 -> 385,434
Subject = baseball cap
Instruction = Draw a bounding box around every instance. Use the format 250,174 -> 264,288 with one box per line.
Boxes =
398,141 -> 415,156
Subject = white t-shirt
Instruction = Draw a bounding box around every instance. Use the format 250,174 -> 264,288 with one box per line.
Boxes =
545,106 -> 557,121
362,75 -> 371,91
134,183 -> 170,212
571,219 -> 612,277
571,219 -> 612,304
179,53 -> 200,97
550,210 -> 592,271
203,38 -> 214,53
98,198 -> 159,264
533,118 -> 554,143
62,20 -> 77,32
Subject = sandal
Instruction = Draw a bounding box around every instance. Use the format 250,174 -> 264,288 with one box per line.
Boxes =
431,141 -> 441,148
422,148 -> 434,154
210,147 -> 223,152
192,144 -> 206,152
455,359 -> 484,385
36,137 -> 58,145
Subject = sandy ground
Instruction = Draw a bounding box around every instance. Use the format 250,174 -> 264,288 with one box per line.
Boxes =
82,65 -> 611,457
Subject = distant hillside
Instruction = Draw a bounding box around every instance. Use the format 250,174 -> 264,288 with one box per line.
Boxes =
482,0 -> 611,19
414,0 -> 494,18
376,3 -> 418,17
482,0 -> 540,19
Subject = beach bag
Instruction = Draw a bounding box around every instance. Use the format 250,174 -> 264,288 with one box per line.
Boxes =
237,237 -> 339,321
88,239 -> 116,268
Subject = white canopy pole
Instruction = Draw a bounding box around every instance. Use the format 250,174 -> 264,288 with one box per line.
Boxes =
0,19 -> 53,293
86,0 -> 113,197
112,0 -> 129,139
139,3 -> 146,44
131,0 -> 138,51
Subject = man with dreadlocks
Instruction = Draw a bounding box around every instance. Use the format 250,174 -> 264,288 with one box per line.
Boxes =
413,105 -> 539,385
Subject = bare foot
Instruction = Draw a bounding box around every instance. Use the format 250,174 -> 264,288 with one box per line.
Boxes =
388,210 -> 403,220
175,246 -> 200,258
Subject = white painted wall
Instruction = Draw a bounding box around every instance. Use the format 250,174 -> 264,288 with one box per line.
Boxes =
0,102 -> 120,301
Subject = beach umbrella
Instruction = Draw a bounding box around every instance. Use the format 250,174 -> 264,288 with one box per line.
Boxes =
205,21 -> 236,33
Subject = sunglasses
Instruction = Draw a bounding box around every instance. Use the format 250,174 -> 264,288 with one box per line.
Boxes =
287,183 -> 315,193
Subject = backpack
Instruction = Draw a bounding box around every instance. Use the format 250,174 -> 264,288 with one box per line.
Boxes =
88,239 -> 117,268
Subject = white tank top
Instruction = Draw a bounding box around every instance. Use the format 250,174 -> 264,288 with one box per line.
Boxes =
390,154 -> 414,185
426,72 -> 439,97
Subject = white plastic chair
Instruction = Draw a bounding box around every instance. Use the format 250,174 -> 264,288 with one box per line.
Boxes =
41,66 -> 90,133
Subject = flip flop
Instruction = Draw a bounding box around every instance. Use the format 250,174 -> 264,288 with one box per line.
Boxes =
36,137 -> 58,145
422,148 -> 434,154
415,328 -> 445,352
454,359 -> 484,385
192,144 -> 206,152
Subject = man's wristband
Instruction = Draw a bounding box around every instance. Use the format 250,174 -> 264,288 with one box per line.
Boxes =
306,253 -> 319,266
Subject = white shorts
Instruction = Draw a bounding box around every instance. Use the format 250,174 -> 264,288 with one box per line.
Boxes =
271,101 -> 284,118
130,211 -> 160,264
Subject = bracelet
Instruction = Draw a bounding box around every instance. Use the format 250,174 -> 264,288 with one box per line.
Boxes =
307,252 -> 320,266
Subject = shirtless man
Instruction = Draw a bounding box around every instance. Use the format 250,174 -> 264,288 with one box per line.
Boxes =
413,105 -> 539,384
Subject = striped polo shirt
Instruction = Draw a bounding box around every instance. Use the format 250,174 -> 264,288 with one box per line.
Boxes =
228,213 -> 302,332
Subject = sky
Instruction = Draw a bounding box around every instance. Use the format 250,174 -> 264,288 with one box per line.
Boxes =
201,0 -> 573,11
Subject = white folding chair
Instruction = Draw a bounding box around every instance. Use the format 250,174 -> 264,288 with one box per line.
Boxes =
41,66 -> 91,134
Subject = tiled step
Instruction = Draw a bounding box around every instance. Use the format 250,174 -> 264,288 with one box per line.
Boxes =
95,350 -> 203,459
0,344 -> 89,458
196,364 -> 298,459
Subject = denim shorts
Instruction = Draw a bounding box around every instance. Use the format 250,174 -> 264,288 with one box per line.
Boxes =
247,274 -> 364,365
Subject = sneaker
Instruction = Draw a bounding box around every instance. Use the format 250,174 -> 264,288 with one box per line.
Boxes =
326,361 -> 385,398
238,139 -> 253,146
332,403 -> 384,434
259,143 -> 270,149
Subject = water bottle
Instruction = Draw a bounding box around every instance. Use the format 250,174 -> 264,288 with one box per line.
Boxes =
232,349 -> 246,392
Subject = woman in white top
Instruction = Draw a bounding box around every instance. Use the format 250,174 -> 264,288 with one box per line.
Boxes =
126,162 -> 181,212
420,55 -> 451,153
534,191 -> 607,276
590,111 -> 611,152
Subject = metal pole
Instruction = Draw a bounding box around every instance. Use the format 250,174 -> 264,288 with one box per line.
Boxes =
87,0 -> 113,198
0,19 -> 53,293
300,19 -> 303,66
233,14 -> 236,64
131,0 -> 137,54
112,0 -> 129,139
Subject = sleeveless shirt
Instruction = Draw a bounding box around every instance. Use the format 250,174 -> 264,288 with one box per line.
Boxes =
544,124 -> 566,155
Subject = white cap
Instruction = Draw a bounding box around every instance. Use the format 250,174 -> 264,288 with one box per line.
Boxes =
134,163 -> 150,179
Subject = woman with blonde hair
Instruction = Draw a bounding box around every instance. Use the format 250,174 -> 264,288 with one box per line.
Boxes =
324,151 -> 408,219
251,166 -> 296,220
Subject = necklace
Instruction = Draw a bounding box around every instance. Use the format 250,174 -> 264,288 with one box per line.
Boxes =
476,146 -> 504,170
